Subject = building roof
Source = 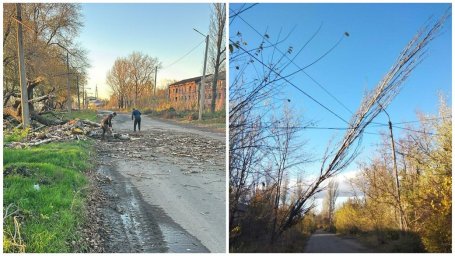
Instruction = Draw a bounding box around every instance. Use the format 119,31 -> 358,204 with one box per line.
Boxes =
169,71 -> 226,87
169,76 -> 202,86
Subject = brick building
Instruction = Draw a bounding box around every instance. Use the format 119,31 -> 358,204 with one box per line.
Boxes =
168,71 -> 226,111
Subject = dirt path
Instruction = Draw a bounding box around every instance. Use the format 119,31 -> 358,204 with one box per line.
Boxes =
93,111 -> 226,253
304,230 -> 369,253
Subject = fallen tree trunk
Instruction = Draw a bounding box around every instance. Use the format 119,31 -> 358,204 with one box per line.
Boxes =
28,94 -> 55,104
6,138 -> 56,148
31,112 -> 65,126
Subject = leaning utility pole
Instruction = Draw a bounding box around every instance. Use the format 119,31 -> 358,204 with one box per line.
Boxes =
381,106 -> 406,231
16,3 -> 30,128
198,34 -> 209,120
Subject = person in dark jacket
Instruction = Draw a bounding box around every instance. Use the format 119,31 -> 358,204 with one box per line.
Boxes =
132,108 -> 141,132
101,112 -> 116,139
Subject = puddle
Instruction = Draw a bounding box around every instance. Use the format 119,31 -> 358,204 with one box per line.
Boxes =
158,222 -> 207,253
95,164 -> 209,253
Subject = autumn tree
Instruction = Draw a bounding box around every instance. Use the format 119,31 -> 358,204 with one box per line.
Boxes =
3,3 -> 89,123
106,57 -> 130,109
335,95 -> 451,252
106,52 -> 161,109
128,51 -> 161,107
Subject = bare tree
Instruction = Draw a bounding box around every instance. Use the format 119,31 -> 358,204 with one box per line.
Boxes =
128,51 -> 161,107
106,57 -> 131,109
208,3 -> 226,113
322,179 -> 339,231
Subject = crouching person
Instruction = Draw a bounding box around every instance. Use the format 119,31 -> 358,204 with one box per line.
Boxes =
101,112 -> 117,140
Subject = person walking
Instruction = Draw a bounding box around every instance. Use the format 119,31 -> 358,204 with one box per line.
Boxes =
101,112 -> 117,140
132,108 -> 142,132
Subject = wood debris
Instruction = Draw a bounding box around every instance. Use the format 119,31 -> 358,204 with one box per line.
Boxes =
4,118 -> 111,148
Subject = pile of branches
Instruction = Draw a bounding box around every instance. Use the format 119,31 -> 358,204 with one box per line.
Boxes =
4,119 -> 101,149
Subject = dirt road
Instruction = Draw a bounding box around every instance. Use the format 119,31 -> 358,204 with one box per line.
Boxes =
304,230 -> 369,253
93,111 -> 225,253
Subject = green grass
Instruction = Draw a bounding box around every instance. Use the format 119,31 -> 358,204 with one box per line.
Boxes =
182,111 -> 226,130
146,108 -> 226,131
4,128 -> 30,143
42,109 -> 97,122
62,110 -> 97,121
3,141 -> 93,252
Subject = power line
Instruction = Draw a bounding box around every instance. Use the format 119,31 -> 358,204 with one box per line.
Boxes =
235,14 -> 353,115
162,39 -> 204,70
229,3 -> 258,22
370,116 -> 452,127
239,123 -> 444,137
229,3 -> 245,25
231,11 -> 449,138
229,41 -> 350,125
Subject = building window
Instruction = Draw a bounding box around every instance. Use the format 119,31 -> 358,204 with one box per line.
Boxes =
175,97 -> 177,101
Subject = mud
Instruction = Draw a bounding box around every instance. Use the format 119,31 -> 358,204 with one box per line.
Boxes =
90,112 -> 226,253
96,164 -> 208,253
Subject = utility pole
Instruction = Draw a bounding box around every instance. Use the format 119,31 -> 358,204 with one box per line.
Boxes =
16,3 -> 30,128
194,28 -> 209,121
381,106 -> 406,231
154,66 -> 158,96
95,84 -> 98,99
66,51 -> 71,113
82,82 -> 85,109
50,42 -> 72,113
76,74 -> 80,110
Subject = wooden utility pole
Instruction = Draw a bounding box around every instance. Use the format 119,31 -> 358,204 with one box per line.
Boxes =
82,82 -> 85,109
66,51 -> 71,113
382,107 -> 406,231
154,66 -> 158,96
198,34 -> 209,120
76,74 -> 80,110
16,3 -> 30,128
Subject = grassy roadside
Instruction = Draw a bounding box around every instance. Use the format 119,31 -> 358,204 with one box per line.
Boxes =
337,230 -> 425,253
41,109 -> 98,122
146,109 -> 226,132
61,109 -> 98,121
3,110 -> 97,252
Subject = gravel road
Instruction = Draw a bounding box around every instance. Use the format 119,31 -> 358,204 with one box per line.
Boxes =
304,230 -> 369,253
94,111 -> 226,253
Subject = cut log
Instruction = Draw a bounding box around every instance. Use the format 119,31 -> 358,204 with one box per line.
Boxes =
80,119 -> 101,127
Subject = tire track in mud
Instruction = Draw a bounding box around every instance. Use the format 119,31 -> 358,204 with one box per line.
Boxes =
92,112 -> 225,252
96,161 -> 209,253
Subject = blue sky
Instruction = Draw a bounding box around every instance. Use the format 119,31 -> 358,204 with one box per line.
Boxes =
77,3 -> 212,98
230,3 -> 452,206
